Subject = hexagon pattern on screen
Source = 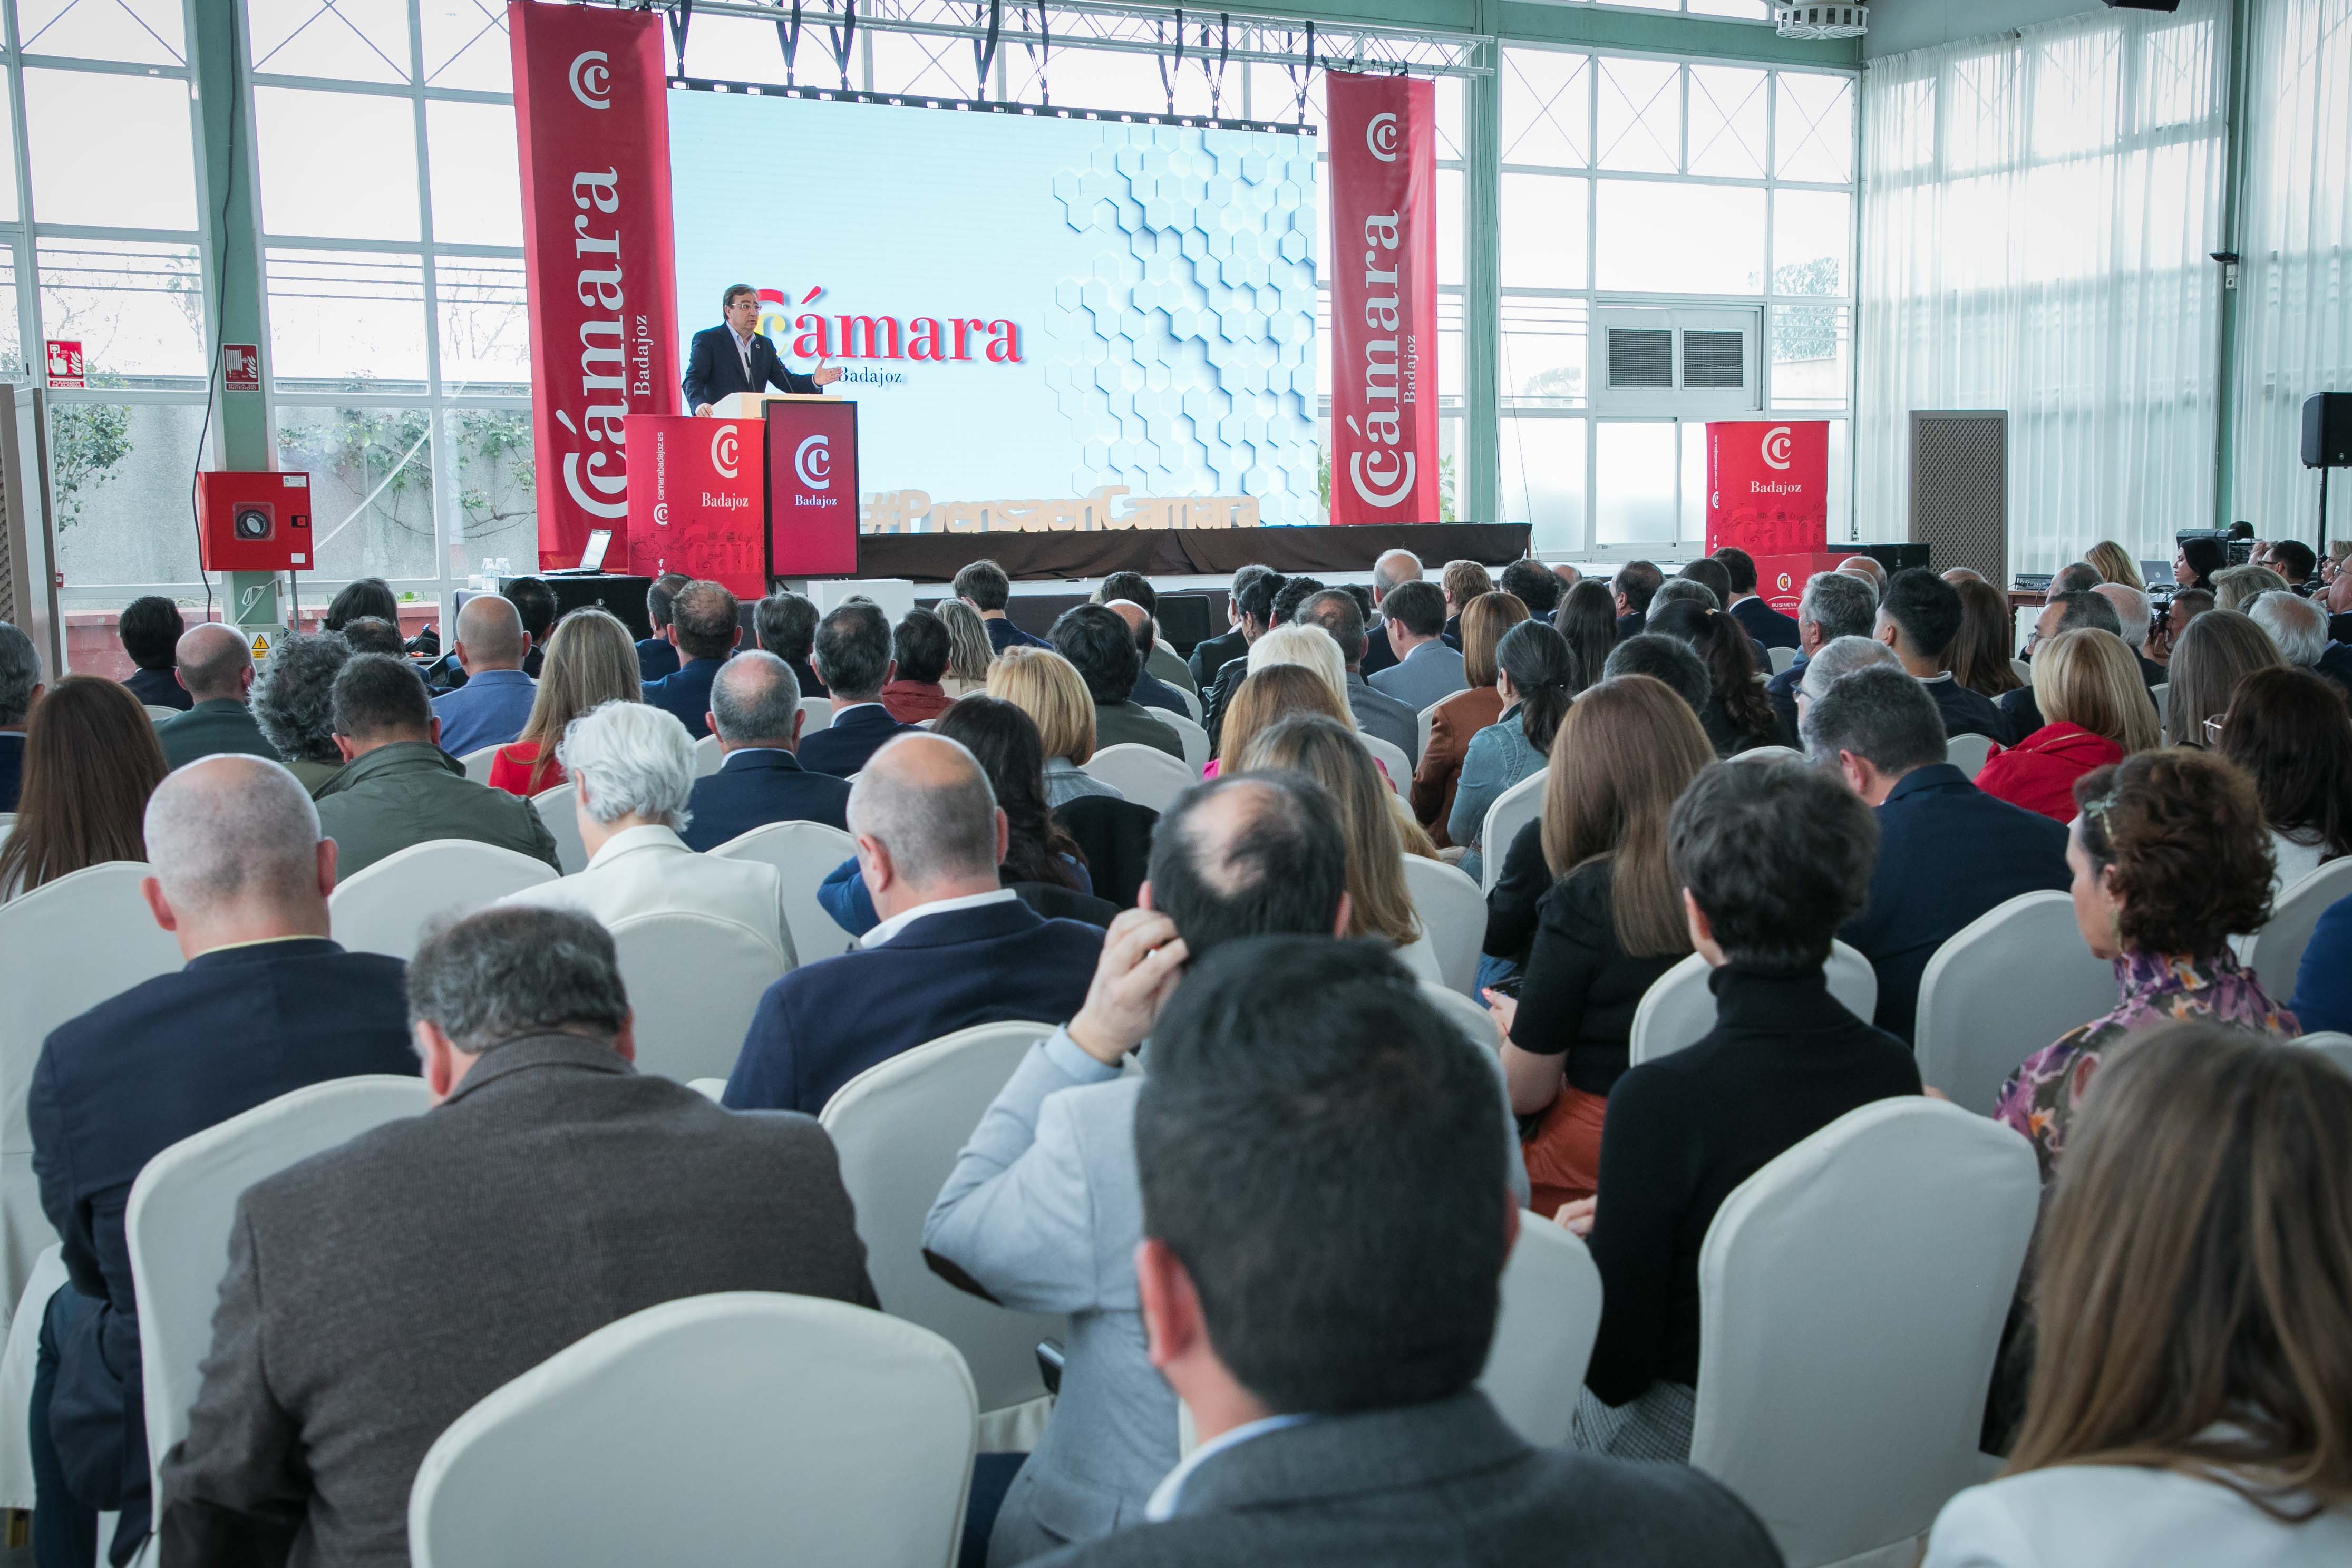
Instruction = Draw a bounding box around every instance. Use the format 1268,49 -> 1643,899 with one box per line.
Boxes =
1043,126 -> 1321,527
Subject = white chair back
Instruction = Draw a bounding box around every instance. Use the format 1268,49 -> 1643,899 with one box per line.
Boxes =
799,696 -> 834,735
1418,982 -> 1502,1058
131,1076 -> 430,1514
1146,708 -> 1211,773
2296,1032 -> 2352,1073
1416,702 -> 1438,761
707,819 -> 862,965
1630,942 -> 1877,1067
0,863 -> 181,1303
457,746 -> 500,784
1479,1219 -> 1603,1449
0,1243 -> 67,1506
327,839 -> 559,960
1912,891 -> 2117,1115
1479,768 -> 1547,895
1731,744 -> 1804,764
1080,743 -> 1195,813
2150,681 -> 2168,723
1357,732 -> 1410,794
1172,683 -> 1202,724
691,734 -> 724,777
2248,858 -> 2352,996
407,1293 -> 976,1568
1943,731 -> 1995,777
533,784 -> 588,874
2009,657 -> 2032,686
606,913 -> 786,1082
1692,1099 -> 2039,1568
1767,645 -> 1800,675
1400,854 -> 1484,997
142,705 -> 180,724
820,1021 -> 1063,1428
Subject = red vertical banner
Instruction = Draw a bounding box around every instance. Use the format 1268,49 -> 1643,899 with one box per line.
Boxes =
1706,420 -> 1830,554
623,415 -> 766,599
1326,72 -> 1439,525
509,2 -> 680,565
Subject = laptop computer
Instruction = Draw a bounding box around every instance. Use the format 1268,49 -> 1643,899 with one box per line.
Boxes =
545,529 -> 613,576
2140,558 -> 2175,588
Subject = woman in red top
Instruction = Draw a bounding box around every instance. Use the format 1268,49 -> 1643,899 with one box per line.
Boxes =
488,607 -> 640,796
1976,628 -> 2160,821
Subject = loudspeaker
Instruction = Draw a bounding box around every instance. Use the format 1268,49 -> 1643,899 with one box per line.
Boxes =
1909,410 -> 2008,588
2303,392 -> 2352,469
2103,1 -> 2182,11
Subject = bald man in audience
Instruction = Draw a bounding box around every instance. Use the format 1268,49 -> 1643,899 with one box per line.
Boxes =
1360,548 -> 1424,677
153,624 -> 277,771
29,757 -> 414,1568
1838,554 -> 1888,596
428,594 -> 536,757
723,733 -> 1103,1115
681,650 -> 851,849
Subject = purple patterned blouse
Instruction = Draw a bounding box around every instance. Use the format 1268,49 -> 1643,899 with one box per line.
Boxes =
1996,949 -> 2298,1184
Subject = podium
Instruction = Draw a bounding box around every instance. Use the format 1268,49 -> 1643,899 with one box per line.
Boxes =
621,395 -> 860,597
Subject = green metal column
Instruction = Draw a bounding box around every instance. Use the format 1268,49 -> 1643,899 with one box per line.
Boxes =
2212,0 -> 2254,531
1462,4 -> 1503,527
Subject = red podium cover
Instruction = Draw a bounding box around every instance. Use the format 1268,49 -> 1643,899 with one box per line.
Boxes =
1707,420 -> 1838,616
623,416 -> 766,599
766,399 -> 860,578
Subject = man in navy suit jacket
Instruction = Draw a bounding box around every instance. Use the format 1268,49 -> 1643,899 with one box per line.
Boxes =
1714,547 -> 1803,650
641,579 -> 741,741
725,735 -> 1102,1113
681,653 -> 851,850
796,602 -> 918,778
679,285 -> 843,413
636,572 -> 689,684
952,559 -> 1051,654
1803,667 -> 2069,1048
27,758 -> 416,1568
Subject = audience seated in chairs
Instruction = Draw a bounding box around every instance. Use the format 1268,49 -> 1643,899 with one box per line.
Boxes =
1237,716 -> 1435,965
2147,585 -> 2215,669
427,595 -> 537,757
1766,569 -> 1879,739
990,646 -> 1122,807
1551,577 -> 1619,689
724,732 -> 1103,1116
1293,590 -> 1417,763
1877,568 -> 2006,743
311,654 -> 560,878
488,607 -> 640,798
1053,604 -> 1182,762
331,616 -> 406,659
1198,570 -> 1291,741
1609,560 -> 1663,641
1925,1026 -> 2352,1567
1804,664 -> 2070,1045
2213,563 -> 2289,614
1796,634 -> 1901,727
319,578 -> 400,638
504,577 -> 555,680
153,625 -> 277,772
497,700 -> 786,955
1448,621 -> 1576,885
1713,546 -> 1801,651
936,597 -> 996,698
754,587 -> 828,699
1995,749 -> 2297,1188
1486,676 -> 1711,1215
1644,598 -> 1784,756
958,558 -> 1052,655
155,905 -> 877,1568
1413,591 -> 1529,846
1999,588 -> 2125,739
2091,581 -> 2164,688
0,676 -> 165,904
29,756 -> 414,1568
1100,600 -> 1189,719
1366,578 -> 1467,715
798,600 -> 920,778
1027,937 -> 1778,1568
1600,632 -> 1711,725
0,619 -> 42,810
1185,563 -> 1274,691
639,579 -> 742,742
1977,629 -> 2161,822
1499,556 -> 1563,622
1950,576 -> 2026,701
1094,571 -> 1198,698
2213,666 -> 2352,895
679,649 -> 850,849
880,608 -> 958,725
636,571 -> 690,684
2161,606 -> 2283,749
2248,587 -> 2352,707
1558,757 -> 1920,1462
1358,550 -> 1420,678
248,630 -> 353,795
115,596 -> 190,713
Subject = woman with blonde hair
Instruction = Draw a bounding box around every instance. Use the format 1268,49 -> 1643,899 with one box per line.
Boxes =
1976,629 -> 2160,822
987,644 -> 1117,805
1238,714 -> 1434,970
1210,663 -> 1348,780
1929,1025 -> 2352,1565
936,597 -> 994,697
1482,675 -> 1714,1211
1413,589 -> 1531,842
488,608 -> 640,796
2162,607 -> 2283,749
1950,576 -> 2026,699
1246,622 -> 1355,720
2083,540 -> 2144,592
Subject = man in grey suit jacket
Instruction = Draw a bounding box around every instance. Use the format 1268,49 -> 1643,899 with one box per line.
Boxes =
157,907 -> 876,1568
1299,588 -> 1420,764
1028,937 -> 1779,1568
1366,579 -> 1467,713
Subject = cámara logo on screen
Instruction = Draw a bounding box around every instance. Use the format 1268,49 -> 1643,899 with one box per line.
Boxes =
795,434 -> 831,490
756,286 -> 1022,364
569,51 -> 610,109
711,425 -> 739,479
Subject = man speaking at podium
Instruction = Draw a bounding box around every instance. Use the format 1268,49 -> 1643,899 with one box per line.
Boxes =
683,283 -> 844,414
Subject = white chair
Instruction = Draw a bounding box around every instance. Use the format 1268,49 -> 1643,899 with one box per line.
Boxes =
1767,645 -> 1800,675
2151,681 -> 2168,723
2247,857 -> 2352,997
327,839 -> 559,960
820,1021 -> 1062,1450
686,1077 -> 727,1102
407,1293 -> 976,1568
2009,657 -> 2032,685
799,696 -> 834,735
1479,1218 -> 1603,1449
2296,1032 -> 2352,1073
708,819 -> 862,966
1912,891 -> 2118,1115
131,1077 -> 431,1520
0,1243 -> 67,1508
1943,731 -> 1995,777
1731,744 -> 1805,764
1416,702 -> 1439,762
458,746 -> 501,784
1173,682 -> 1202,724
691,734 -> 724,777
1418,981 -> 1502,1058
1691,1099 -> 2039,1568
142,704 -> 180,724
1401,854 -> 1484,997
1479,768 -> 1547,895
0,863 -> 182,1311
1630,942 -> 1877,1067
1146,708 -> 1211,773
1357,731 -> 1410,794
607,913 -> 787,1083
532,784 -> 588,874
1080,743 -> 1195,813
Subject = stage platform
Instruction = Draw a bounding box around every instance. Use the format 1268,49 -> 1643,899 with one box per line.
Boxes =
856,522 -> 1533,585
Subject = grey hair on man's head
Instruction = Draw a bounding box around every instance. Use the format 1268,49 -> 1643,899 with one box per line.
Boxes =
2049,562 -> 2104,597
145,755 -> 322,910
249,630 -> 352,764
1651,577 -> 1719,613
407,905 -> 630,1056
0,620 -> 41,725
557,699 -> 695,830
1801,663 -> 1948,776
2248,590 -> 2328,668
848,732 -> 1000,885
710,649 -> 802,744
1799,570 -> 1880,643
1800,635 -> 1902,703
2092,582 -> 2152,650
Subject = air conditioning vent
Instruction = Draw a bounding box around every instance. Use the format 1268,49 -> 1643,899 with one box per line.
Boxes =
1608,328 -> 1674,389
1683,331 -> 1745,389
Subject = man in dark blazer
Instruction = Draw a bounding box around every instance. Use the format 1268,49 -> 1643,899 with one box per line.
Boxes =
1715,546 -> 1803,650
0,618 -> 42,811
953,559 -> 1052,654
157,905 -> 877,1568
726,735 -> 1101,1114
796,602 -> 919,778
1610,560 -> 1663,642
1356,550 -> 1421,678
680,284 -> 843,413
641,579 -> 741,741
116,596 -> 191,712
1026,937 -> 1776,1568
1806,667 -> 2069,1047
1876,568 -> 2005,743
1103,600 -> 1189,718
154,625 -> 280,772
1055,605 -> 1183,761
753,589 -> 828,697
637,572 -> 689,684
681,652 -> 850,850
29,758 -> 415,1568
1187,564 -> 1273,689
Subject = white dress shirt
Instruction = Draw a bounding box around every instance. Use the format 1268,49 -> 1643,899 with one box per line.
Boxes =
861,886 -> 1018,950
1925,1465 -> 2352,1568
1143,1413 -> 1314,1521
498,822 -> 791,963
728,323 -> 755,381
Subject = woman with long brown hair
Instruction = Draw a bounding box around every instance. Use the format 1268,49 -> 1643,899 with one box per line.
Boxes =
1644,597 -> 1781,755
2216,666 -> 2352,892
1211,663 -> 1349,778
0,677 -> 167,902
2163,607 -> 2285,749
1412,589 -> 1530,842
1950,576 -> 2026,699
1239,714 -> 1428,958
1927,1025 -> 2352,1565
488,608 -> 642,797
1482,675 -> 1715,1212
